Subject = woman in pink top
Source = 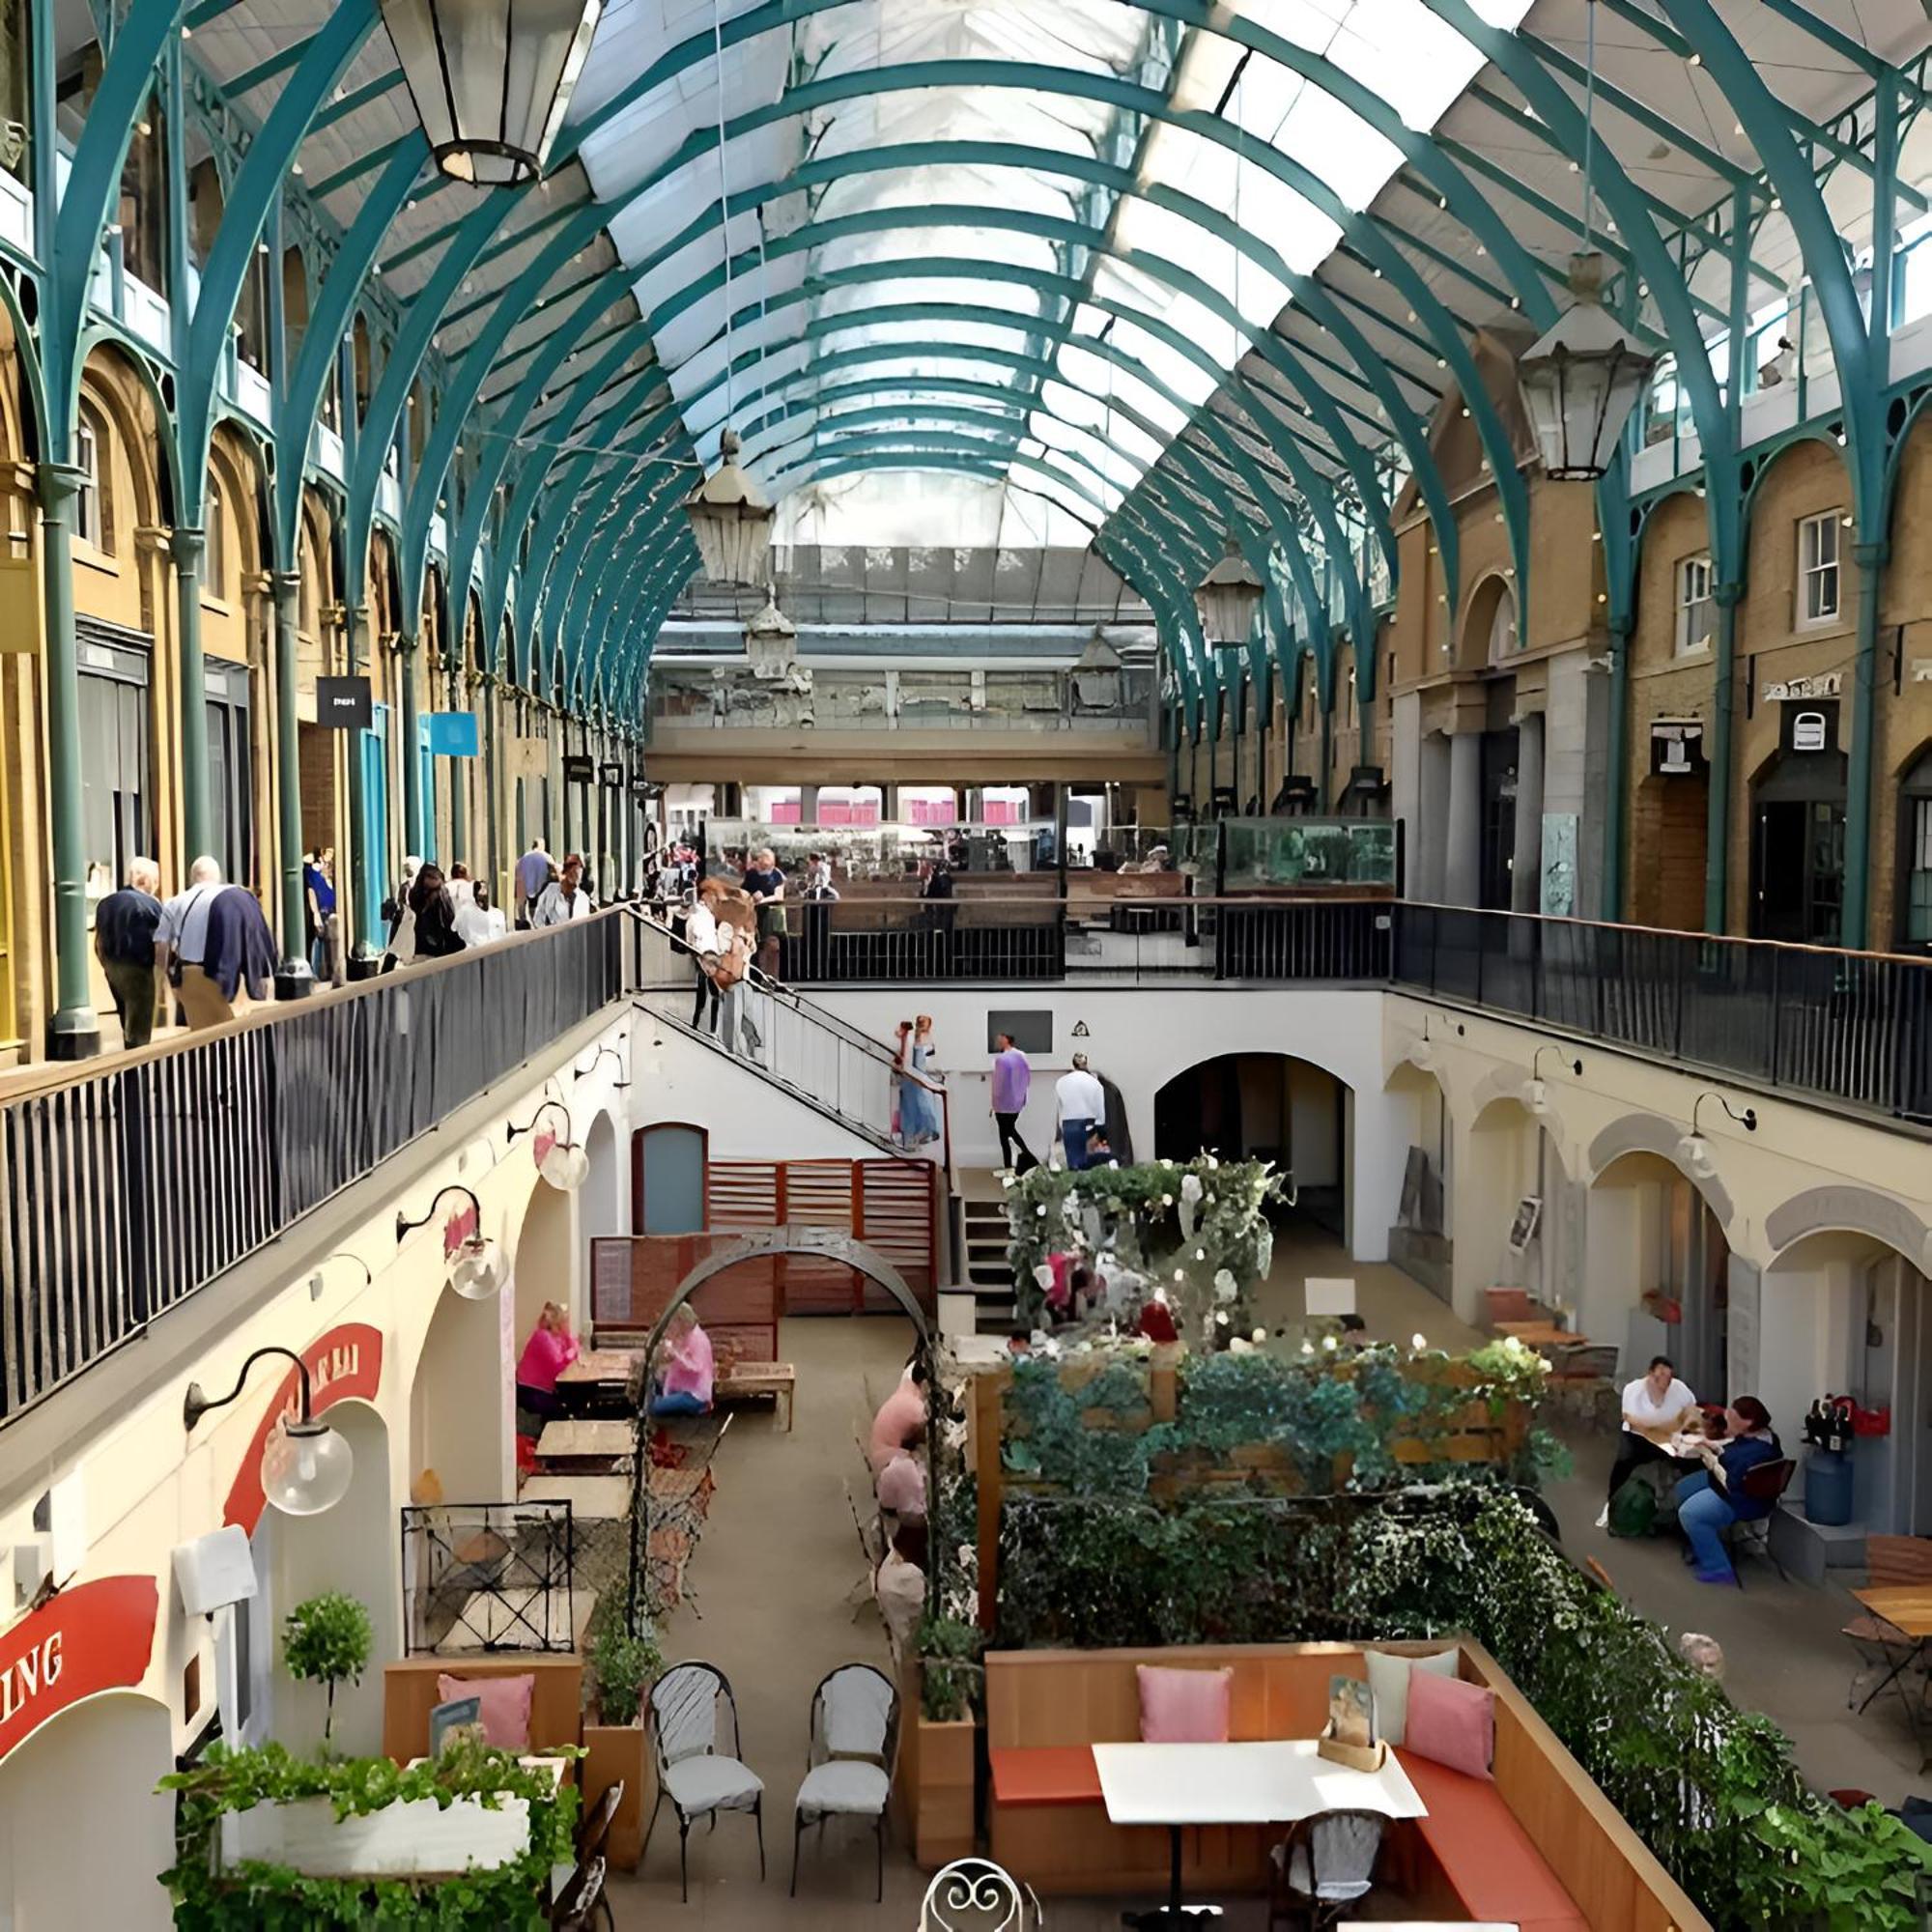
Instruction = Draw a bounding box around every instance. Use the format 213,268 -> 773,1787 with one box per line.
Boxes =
515,1301 -> 579,1425
651,1304 -> 715,1417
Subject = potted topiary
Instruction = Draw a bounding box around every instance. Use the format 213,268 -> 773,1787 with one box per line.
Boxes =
900,1614 -> 981,1868
582,1599 -> 663,1871
282,1590 -> 373,1747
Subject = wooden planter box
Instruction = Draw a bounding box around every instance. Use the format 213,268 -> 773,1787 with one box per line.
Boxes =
582,1719 -> 655,1871
223,1791 -> 531,1877
903,1711 -> 977,1868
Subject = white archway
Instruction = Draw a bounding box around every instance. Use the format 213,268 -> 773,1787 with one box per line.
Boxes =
582,1107 -> 624,1245
412,1281 -> 512,1505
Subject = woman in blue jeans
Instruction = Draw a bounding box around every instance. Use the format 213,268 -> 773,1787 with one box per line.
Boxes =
1673,1397 -> 1781,1584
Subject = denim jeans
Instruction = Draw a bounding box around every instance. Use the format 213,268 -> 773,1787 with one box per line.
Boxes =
1674,1471 -> 1740,1577
1061,1120 -> 1092,1170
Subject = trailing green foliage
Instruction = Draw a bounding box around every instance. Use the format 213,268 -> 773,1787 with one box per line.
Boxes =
158,1739 -> 580,1929
999,1341 -> 1554,1495
281,1592 -> 373,1746
997,1487 -> 1928,1931
1003,1156 -> 1280,1336
917,1614 -> 985,1723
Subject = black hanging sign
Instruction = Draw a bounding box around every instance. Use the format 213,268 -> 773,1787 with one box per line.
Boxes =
316,676 -> 372,730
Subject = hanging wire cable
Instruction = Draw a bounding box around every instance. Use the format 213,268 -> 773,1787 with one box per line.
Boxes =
710,0 -> 735,431
1580,0 -> 1598,252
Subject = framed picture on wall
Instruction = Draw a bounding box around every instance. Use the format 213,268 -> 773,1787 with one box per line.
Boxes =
1505,1195 -> 1543,1254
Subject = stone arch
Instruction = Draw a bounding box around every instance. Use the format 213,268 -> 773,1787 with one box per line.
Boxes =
75,334 -> 181,525
77,343 -> 165,542
1765,1185 -> 1932,1276
1457,570 -> 1515,672
1586,1112 -> 1736,1228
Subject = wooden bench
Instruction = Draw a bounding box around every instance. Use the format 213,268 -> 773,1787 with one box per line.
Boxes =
982,1641 -> 1707,1931
713,1359 -> 795,1431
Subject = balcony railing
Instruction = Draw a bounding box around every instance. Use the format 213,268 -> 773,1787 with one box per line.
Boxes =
0,913 -> 626,1426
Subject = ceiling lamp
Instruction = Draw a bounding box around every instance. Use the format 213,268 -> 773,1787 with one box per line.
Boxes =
379,0 -> 604,186
1517,0 -> 1655,481
507,1100 -> 588,1192
1518,253 -> 1657,480
184,1348 -> 355,1517
685,431 -> 774,587
1194,536 -> 1264,649
396,1183 -> 509,1300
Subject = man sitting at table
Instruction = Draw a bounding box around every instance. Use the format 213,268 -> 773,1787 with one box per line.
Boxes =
868,1359 -> 929,1471
514,1302 -> 579,1432
650,1305 -> 715,1417
1597,1354 -> 1699,1528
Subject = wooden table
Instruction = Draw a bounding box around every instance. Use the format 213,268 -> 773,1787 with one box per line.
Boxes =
1495,1321 -> 1589,1350
519,1473 -> 634,1519
554,1349 -> 643,1414
534,1418 -> 636,1472
1851,1585 -> 1932,1765
1093,1740 -> 1425,1927
714,1360 -> 795,1431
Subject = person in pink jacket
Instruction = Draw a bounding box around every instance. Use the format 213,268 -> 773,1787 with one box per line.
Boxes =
651,1304 -> 715,1417
515,1302 -> 579,1426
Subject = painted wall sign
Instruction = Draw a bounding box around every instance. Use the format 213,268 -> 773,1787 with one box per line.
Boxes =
1791,710 -> 1829,753
1650,719 -> 1704,775
562,753 -> 595,783
1761,671 -> 1842,701
316,676 -> 373,730
0,1575 -> 159,1765
223,1323 -> 384,1533
599,761 -> 624,785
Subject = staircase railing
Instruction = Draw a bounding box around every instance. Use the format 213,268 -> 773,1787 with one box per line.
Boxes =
625,909 -> 951,1168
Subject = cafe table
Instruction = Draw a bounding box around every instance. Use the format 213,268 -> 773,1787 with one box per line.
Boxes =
1850,1585 -> 1932,1765
1091,1740 -> 1426,1928
533,1417 -> 635,1472
554,1349 -> 643,1415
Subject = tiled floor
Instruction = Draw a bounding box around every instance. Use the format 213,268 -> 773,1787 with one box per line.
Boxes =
605,1231 -> 1916,1928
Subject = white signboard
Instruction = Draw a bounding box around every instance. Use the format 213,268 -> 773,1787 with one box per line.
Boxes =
1762,671 -> 1841,700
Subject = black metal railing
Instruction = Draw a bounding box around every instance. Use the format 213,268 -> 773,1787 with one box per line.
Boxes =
401,1499 -> 578,1655
1395,902 -> 1932,1122
0,912 -> 626,1425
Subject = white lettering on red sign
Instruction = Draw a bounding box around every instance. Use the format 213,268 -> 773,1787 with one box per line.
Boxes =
0,1631 -> 62,1724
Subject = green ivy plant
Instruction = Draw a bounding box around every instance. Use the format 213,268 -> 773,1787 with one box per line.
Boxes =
586,1600 -> 663,1727
281,1592 -> 373,1747
158,1739 -> 581,1929
917,1614 -> 985,1724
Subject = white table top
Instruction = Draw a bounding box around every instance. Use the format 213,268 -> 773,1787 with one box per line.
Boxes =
1091,1740 -> 1427,1829
518,1473 -> 634,1518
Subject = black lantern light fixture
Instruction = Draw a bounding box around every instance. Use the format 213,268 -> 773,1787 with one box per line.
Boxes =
184,1349 -> 355,1517
1193,535 -> 1264,650
379,0 -> 605,186
395,1183 -> 509,1300
1516,1 -> 1657,480
507,1098 -> 589,1191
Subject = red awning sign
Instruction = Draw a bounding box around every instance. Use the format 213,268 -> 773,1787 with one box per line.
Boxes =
222,1322 -> 384,1534
0,1575 -> 160,1765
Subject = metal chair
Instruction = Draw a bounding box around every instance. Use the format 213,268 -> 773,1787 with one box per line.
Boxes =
1545,1343 -> 1620,1427
645,1662 -> 765,1901
554,1778 -> 621,1929
1845,1534 -> 1932,1712
549,1856 -> 607,1930
791,1662 -> 899,1902
1267,1807 -> 1386,1930
1721,1459 -> 1796,1586
920,1857 -> 1045,1929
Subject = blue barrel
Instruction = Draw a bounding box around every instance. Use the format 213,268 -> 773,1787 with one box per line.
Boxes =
1804,1448 -> 1855,1526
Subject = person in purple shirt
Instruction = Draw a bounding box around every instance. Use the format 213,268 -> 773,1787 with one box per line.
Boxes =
990,1032 -> 1038,1172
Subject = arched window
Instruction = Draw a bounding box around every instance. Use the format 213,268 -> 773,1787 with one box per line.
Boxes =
1900,747 -> 1932,949
205,481 -> 226,600
75,405 -> 111,552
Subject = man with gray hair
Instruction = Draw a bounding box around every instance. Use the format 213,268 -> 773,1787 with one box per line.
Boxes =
93,856 -> 162,1048
155,855 -> 226,1029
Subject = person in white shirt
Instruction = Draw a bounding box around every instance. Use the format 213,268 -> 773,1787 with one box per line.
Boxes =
531,854 -> 596,926
683,888 -> 722,1033
155,855 -> 227,1029
1054,1053 -> 1107,1170
1597,1354 -> 1699,1527
453,882 -> 507,949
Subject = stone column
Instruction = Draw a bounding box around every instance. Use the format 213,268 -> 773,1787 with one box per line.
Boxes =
270,570 -> 313,996
170,526 -> 213,865
1511,711 -> 1545,914
1445,727 -> 1482,907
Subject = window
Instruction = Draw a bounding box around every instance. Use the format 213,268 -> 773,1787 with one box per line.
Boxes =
1676,554 -> 1714,655
75,412 -> 105,551
1910,795 -> 1932,946
1798,511 -> 1842,626
205,484 -> 226,599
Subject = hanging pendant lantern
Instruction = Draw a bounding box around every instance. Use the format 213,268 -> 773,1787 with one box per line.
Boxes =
380,0 -> 605,186
1518,251 -> 1657,481
743,587 -> 798,679
1194,535 -> 1264,649
685,430 -> 774,587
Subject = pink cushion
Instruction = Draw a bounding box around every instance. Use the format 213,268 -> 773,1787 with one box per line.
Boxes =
1136,1664 -> 1232,1744
1404,1667 -> 1493,1780
437,1672 -> 535,1750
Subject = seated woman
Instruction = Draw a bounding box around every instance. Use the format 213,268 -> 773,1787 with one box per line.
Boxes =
514,1302 -> 579,1431
1672,1397 -> 1782,1584
868,1359 -> 929,1471
650,1304 -> 715,1417
876,1449 -> 928,1525
874,1521 -> 927,1662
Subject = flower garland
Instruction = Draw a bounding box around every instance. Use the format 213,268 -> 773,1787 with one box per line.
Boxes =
1004,1156 -> 1281,1341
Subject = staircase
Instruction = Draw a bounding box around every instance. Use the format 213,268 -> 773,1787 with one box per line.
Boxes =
961,1190 -> 1017,1332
